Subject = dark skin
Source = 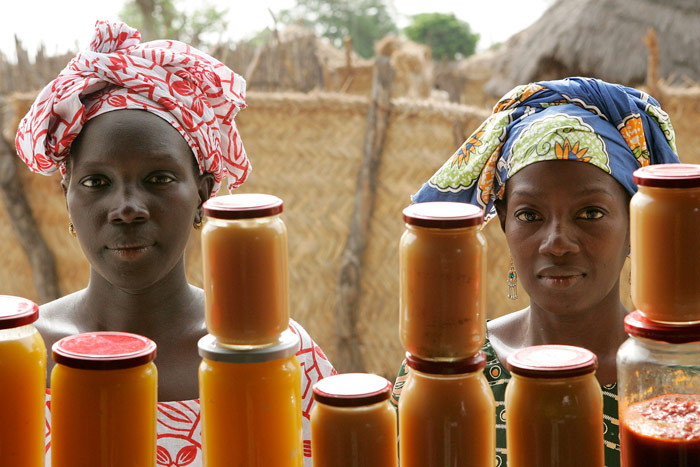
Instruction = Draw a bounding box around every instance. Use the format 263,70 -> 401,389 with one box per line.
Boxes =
37,109 -> 214,401
488,160 -> 630,385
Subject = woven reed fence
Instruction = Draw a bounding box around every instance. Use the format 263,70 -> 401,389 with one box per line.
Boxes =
3,84 -> 700,377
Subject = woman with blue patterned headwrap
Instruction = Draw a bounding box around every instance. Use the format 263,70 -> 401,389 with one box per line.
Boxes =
392,77 -> 680,467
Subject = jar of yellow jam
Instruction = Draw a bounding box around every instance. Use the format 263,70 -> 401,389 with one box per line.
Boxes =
631,164 -> 700,323
310,373 -> 398,467
198,329 -> 303,467
0,295 -> 46,467
202,193 -> 289,347
400,202 -> 486,360
50,332 -> 157,467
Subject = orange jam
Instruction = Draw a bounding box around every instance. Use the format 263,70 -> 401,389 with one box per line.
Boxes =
50,332 -> 157,467
311,373 -> 397,467
198,331 -> 303,466
399,202 -> 486,360
621,394 -> 700,466
0,296 -> 46,467
505,345 -> 604,467
631,164 -> 700,323
398,352 -> 495,467
202,194 -> 290,347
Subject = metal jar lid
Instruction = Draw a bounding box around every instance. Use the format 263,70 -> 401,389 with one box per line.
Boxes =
198,329 -> 299,363
402,202 -> 484,229
625,310 -> 700,344
0,295 -> 39,330
633,164 -> 700,188
406,351 -> 487,375
203,193 -> 283,219
506,344 -> 598,379
52,331 -> 157,370
312,373 -> 392,407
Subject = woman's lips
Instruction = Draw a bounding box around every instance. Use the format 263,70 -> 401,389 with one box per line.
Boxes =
107,244 -> 153,259
538,273 -> 585,288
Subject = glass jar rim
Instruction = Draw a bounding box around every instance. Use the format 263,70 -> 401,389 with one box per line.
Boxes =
312,373 -> 392,407
52,332 -> 157,370
506,344 -> 598,378
633,164 -> 700,188
0,295 -> 38,329
203,193 -> 283,219
406,351 -> 486,374
402,201 -> 484,229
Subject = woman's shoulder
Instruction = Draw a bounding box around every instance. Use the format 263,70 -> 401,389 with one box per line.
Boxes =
37,290 -> 86,343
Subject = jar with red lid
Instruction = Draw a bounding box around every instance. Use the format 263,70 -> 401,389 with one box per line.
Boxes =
617,311 -> 700,466
310,373 -> 397,467
398,351 -> 495,467
50,332 -> 157,467
202,193 -> 289,347
399,201 -> 486,361
504,345 -> 604,467
631,163 -> 700,323
0,295 -> 46,467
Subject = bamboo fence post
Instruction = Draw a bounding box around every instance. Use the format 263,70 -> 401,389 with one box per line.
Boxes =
334,54 -> 394,372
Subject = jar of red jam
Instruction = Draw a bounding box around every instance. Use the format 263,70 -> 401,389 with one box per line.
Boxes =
505,345 -> 604,467
398,351 -> 495,467
399,202 -> 486,361
631,164 -> 700,323
617,311 -> 700,466
0,296 -> 46,467
202,193 -> 289,348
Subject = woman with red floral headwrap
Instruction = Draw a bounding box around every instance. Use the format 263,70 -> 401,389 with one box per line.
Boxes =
16,20 -> 334,466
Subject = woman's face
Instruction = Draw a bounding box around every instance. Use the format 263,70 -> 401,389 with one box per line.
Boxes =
64,109 -> 212,291
497,160 -> 630,316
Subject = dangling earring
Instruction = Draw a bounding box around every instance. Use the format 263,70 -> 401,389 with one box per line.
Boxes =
506,259 -> 518,300
68,222 -> 77,238
193,218 -> 203,230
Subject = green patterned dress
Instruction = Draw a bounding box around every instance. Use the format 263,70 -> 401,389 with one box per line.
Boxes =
391,336 -> 621,467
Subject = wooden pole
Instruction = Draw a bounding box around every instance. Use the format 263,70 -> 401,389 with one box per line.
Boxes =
334,55 -> 394,372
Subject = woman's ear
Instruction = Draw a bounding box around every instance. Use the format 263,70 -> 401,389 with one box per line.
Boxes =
494,199 -> 508,233
196,173 -> 216,213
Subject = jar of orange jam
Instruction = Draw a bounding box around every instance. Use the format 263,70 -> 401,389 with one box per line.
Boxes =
0,296 -> 46,467
311,373 -> 398,467
631,164 -> 700,323
505,345 -> 604,467
198,329 -> 302,467
400,201 -> 486,361
50,332 -> 157,467
202,193 -> 289,347
398,351 -> 495,467
617,311 -> 700,466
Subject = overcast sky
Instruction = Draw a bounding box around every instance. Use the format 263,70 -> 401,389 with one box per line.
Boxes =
2,0 -> 552,59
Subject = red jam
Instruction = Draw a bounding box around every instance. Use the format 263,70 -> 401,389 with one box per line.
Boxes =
621,393 -> 700,466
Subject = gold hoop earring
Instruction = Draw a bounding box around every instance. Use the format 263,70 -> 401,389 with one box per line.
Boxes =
68,222 -> 77,238
193,219 -> 203,230
506,259 -> 518,300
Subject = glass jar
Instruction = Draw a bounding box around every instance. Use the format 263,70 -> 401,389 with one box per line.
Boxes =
399,201 -> 486,361
50,332 -> 157,467
505,345 -> 604,467
631,164 -> 700,323
198,329 -> 302,467
310,373 -> 397,467
0,295 -> 46,467
617,311 -> 700,466
398,351 -> 495,467
202,193 -> 289,347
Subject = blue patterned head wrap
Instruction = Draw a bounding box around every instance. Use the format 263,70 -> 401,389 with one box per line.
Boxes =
413,77 -> 680,222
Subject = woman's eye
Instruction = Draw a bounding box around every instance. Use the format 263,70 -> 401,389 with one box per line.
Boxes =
515,211 -> 541,222
146,174 -> 175,184
79,177 -> 108,188
579,208 -> 604,220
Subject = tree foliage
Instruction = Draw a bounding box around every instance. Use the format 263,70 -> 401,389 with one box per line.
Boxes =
276,0 -> 398,58
119,0 -> 228,49
403,13 -> 479,61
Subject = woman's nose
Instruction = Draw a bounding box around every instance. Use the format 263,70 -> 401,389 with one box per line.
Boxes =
538,220 -> 580,256
107,187 -> 150,224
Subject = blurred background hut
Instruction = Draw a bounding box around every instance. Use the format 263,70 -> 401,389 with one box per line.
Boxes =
1,0 -> 700,378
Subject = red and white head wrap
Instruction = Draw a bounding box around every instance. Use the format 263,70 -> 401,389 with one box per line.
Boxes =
15,20 -> 250,194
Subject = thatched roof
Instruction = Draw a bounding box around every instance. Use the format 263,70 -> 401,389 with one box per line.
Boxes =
481,0 -> 700,97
